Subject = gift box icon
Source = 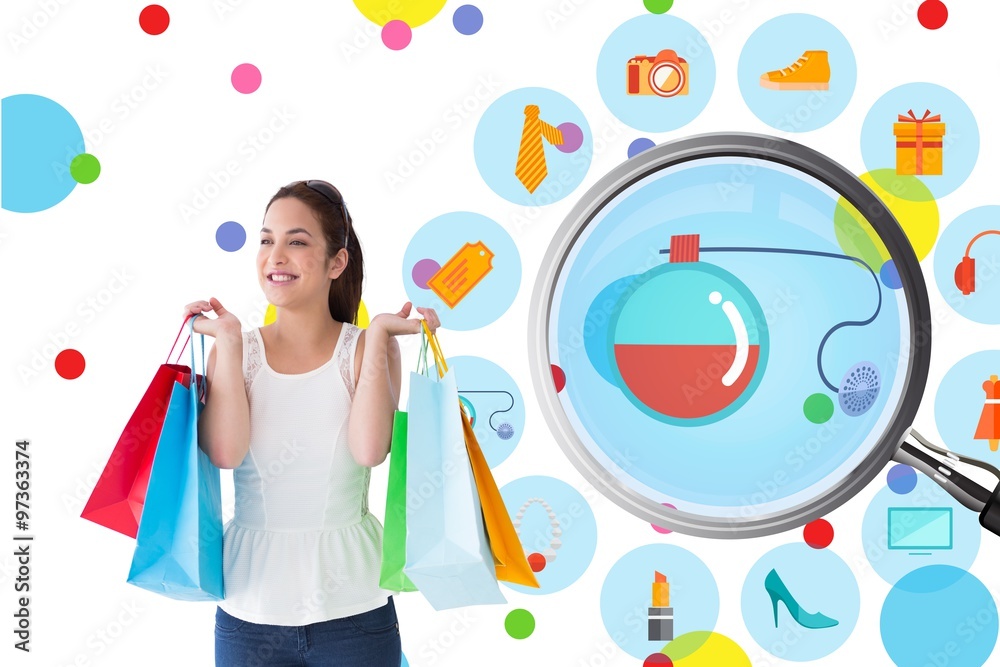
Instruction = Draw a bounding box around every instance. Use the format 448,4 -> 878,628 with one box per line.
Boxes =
893,109 -> 945,176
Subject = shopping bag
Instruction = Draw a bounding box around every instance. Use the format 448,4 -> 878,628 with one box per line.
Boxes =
403,322 -> 506,610
127,315 -> 224,601
81,318 -> 196,538
461,417 -> 541,588
379,410 -> 418,592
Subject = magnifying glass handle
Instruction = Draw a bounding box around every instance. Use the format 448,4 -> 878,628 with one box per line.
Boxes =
893,429 -> 1000,537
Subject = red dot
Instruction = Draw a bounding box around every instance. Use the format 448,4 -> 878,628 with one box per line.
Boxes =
527,552 -> 547,572
55,349 -> 86,379
551,364 -> 566,393
644,653 -> 673,666
803,518 -> 834,549
139,5 -> 170,35
918,0 -> 948,29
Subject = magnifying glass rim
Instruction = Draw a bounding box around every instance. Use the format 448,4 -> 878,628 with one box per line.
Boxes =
528,131 -> 932,538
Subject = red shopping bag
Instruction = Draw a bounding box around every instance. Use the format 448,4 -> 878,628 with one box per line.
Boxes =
81,317 -> 196,538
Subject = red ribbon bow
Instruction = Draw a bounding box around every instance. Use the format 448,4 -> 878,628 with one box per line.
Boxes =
897,109 -> 941,123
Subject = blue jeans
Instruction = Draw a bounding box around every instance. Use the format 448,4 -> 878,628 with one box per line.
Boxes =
215,597 -> 401,666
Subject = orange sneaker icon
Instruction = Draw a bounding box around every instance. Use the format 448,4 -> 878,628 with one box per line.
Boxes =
760,50 -> 830,91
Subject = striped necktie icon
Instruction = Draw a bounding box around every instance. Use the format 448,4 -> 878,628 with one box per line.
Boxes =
514,105 -> 564,194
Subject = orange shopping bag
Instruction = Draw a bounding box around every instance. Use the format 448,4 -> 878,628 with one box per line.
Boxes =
422,320 -> 540,588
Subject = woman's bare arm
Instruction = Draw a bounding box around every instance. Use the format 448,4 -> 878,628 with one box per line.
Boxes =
347,326 -> 402,467
198,333 -> 251,469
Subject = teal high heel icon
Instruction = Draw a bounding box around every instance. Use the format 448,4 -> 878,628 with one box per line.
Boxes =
764,569 -> 838,629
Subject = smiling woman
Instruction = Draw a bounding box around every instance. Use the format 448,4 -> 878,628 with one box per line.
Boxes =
181,179 -> 439,666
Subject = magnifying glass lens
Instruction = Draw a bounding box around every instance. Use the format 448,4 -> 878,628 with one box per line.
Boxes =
544,149 -> 918,533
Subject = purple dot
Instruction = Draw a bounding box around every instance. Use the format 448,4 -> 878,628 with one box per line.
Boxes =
231,63 -> 261,94
555,122 -> 583,153
887,464 -> 917,494
412,259 -> 441,289
382,20 -> 412,50
216,221 -> 246,252
651,503 -> 677,534
453,5 -> 483,35
881,259 -> 903,290
628,137 -> 655,159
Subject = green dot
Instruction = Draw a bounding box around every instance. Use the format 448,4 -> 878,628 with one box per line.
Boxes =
644,0 -> 674,13
70,153 -> 101,184
803,393 -> 834,424
504,608 -> 535,639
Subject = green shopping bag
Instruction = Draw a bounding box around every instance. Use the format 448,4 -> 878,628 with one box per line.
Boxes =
379,336 -> 430,592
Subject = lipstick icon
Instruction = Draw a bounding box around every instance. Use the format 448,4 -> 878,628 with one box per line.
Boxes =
648,570 -> 674,641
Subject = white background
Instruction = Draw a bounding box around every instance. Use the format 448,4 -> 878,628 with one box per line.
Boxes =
2,0 -> 999,665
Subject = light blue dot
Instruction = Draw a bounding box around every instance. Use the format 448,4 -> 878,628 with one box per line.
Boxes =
882,566 -> 997,667
216,221 -> 246,252
2,94 -> 85,213
628,137 -> 655,158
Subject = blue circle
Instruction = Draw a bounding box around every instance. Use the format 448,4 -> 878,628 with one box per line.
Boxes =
601,544 -> 718,659
473,87 -> 591,206
933,206 -> 1000,324
607,261 -> 769,426
886,463 -> 917,494
880,259 -> 903,289
737,14 -> 856,132
2,94 -> 85,213
216,221 -> 246,252
861,82 -> 979,200
936,349 -> 1000,458
881,566 -> 998,667
597,15 -> 716,132
453,5 -> 483,35
500,476 -> 597,595
862,473 -> 981,585
584,275 -> 639,385
402,212 -> 521,330
436,356 -> 524,467
628,138 -> 656,158
741,543 -> 859,661
401,652 -> 409,667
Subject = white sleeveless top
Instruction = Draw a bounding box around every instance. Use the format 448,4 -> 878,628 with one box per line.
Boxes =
217,322 -> 393,625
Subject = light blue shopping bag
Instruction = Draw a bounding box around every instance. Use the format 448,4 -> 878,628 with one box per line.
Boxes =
403,322 -> 506,610
127,314 -> 224,601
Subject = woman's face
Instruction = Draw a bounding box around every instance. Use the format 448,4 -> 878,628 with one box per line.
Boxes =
258,197 -> 343,311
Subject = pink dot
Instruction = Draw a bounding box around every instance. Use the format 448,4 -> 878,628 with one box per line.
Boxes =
803,518 -> 834,549
382,20 -> 412,50
412,259 -> 441,289
651,503 -> 677,534
231,63 -> 262,94
556,122 -> 583,153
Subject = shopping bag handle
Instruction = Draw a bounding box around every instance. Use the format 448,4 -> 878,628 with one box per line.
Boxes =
167,315 -> 195,364
421,319 -> 447,379
187,314 -> 207,402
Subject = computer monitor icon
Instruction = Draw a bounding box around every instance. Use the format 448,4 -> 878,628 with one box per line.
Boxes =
887,507 -> 954,554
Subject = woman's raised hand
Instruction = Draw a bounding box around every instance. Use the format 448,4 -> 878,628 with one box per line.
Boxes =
371,302 -> 441,337
182,297 -> 242,341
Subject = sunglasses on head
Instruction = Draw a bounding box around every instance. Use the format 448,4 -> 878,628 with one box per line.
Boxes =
291,180 -> 351,242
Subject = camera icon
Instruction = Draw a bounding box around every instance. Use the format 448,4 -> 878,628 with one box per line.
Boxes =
626,49 -> 689,97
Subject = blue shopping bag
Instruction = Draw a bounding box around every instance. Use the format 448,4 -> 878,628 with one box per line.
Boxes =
403,322 -> 506,610
127,315 -> 224,601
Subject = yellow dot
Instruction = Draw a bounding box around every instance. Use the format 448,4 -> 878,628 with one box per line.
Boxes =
664,631 -> 752,666
264,299 -> 368,327
834,169 -> 939,268
352,0 -> 446,27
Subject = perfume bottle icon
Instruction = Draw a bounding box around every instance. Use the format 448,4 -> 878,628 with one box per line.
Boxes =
647,571 -> 675,641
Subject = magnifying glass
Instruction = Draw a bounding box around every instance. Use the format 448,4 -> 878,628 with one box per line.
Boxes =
529,132 -> 1000,539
